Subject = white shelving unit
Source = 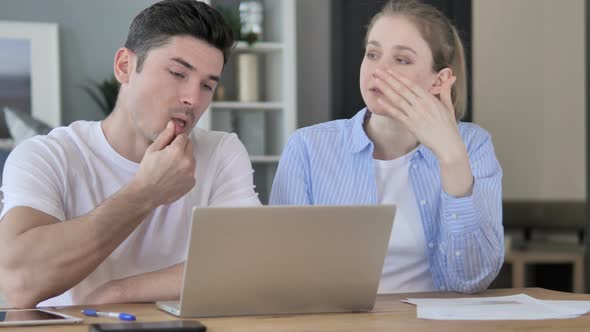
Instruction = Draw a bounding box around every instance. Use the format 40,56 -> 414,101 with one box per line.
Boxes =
211,101 -> 283,111
199,0 -> 297,203
233,41 -> 283,53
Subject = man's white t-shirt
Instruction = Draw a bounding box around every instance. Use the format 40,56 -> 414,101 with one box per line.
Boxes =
0,121 -> 260,306
374,151 -> 436,294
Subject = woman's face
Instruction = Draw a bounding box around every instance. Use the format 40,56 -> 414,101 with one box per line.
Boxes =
360,15 -> 439,116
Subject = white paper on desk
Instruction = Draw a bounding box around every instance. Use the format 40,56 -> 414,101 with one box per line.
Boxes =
542,300 -> 590,315
404,294 -> 590,320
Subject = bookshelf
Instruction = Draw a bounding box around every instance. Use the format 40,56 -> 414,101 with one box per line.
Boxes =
199,0 -> 297,203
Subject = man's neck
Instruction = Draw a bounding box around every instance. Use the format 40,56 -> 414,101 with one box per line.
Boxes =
364,113 -> 419,161
101,107 -> 150,163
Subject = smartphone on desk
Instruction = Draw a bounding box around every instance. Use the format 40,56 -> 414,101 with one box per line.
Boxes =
89,320 -> 206,332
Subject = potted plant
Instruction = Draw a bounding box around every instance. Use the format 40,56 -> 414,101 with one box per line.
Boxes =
82,75 -> 120,116
215,3 -> 261,46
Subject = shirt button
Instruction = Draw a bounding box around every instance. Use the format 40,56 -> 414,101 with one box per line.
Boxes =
451,213 -> 457,219
455,250 -> 462,256
428,242 -> 434,248
412,164 -> 418,169
420,200 -> 427,206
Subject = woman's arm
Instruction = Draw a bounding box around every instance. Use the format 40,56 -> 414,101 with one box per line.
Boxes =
372,69 -> 503,292
434,132 -> 503,293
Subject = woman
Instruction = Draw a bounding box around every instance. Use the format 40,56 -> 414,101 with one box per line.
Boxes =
270,0 -> 503,294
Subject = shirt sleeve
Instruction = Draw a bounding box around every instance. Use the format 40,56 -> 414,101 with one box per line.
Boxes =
0,138 -> 66,221
435,132 -> 504,293
208,133 -> 261,207
269,132 -> 312,205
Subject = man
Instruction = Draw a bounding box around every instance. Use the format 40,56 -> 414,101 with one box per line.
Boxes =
0,0 -> 259,308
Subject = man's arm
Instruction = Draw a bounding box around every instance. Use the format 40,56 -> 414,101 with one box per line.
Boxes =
83,263 -> 184,304
0,188 -> 156,308
209,133 -> 261,207
0,121 -> 195,308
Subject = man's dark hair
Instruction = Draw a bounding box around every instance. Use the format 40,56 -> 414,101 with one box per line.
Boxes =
124,0 -> 235,72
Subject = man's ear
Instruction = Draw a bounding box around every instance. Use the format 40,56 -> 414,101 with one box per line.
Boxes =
113,48 -> 135,84
429,67 -> 453,95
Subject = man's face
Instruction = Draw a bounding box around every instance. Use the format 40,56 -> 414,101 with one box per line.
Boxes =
122,35 -> 224,143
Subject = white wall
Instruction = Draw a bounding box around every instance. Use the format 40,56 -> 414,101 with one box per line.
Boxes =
0,0 -> 160,124
473,0 -> 586,200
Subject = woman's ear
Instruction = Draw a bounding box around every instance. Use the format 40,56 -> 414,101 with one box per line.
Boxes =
429,67 -> 453,95
113,48 -> 135,84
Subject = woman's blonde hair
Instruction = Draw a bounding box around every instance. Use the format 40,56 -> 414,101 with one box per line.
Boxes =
366,0 -> 467,120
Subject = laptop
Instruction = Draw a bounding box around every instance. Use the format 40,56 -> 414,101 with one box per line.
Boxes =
157,205 -> 395,317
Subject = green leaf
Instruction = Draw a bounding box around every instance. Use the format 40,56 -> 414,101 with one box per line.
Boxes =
82,75 -> 120,116
215,4 -> 242,41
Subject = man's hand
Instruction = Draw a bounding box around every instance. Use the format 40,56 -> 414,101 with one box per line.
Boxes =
132,121 -> 197,206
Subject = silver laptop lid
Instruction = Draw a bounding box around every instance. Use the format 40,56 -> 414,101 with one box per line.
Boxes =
179,205 -> 395,317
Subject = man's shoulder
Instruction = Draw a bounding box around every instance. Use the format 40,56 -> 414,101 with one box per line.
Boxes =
191,127 -> 238,146
191,127 -> 244,155
191,126 -> 232,141
10,121 -> 100,161
25,120 -> 100,143
27,120 -> 98,145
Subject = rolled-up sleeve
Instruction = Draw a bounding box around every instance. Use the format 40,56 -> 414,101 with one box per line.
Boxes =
435,133 -> 504,293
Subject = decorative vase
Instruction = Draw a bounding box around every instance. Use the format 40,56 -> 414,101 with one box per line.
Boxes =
237,53 -> 259,102
236,53 -> 264,155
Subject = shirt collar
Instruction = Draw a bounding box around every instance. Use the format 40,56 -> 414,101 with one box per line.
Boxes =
347,108 -> 437,168
348,108 -> 373,153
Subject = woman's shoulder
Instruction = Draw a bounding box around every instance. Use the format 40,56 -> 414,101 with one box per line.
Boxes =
297,118 -> 353,136
290,118 -> 352,144
457,121 -> 494,152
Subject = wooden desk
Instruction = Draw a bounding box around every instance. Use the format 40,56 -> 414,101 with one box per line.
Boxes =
9,288 -> 590,332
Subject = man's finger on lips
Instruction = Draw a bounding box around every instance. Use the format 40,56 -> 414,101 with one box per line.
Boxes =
171,133 -> 189,150
148,121 -> 175,152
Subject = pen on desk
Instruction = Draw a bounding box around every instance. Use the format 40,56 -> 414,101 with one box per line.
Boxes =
81,309 -> 136,321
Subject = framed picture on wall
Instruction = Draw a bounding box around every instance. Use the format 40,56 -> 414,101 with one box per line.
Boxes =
0,21 -> 61,143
